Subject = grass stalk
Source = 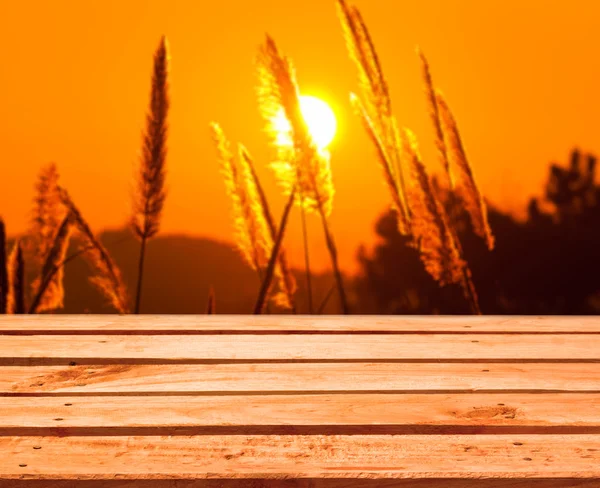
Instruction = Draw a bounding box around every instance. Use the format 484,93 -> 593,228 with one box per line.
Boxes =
254,188 -> 296,314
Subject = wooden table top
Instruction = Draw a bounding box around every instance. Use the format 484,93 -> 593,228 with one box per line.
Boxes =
1,316 -> 599,487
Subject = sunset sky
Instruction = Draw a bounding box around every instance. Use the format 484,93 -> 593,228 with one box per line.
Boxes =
2,0 -> 599,273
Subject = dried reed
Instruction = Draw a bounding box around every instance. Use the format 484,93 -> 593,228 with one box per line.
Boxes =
254,188 -> 297,314
418,48 -> 450,179
131,36 -> 170,314
240,146 -> 297,311
206,286 -> 216,314
29,214 -> 73,314
400,128 -> 465,286
436,92 -> 495,250
256,35 -> 349,314
338,0 -> 482,313
6,241 -> 25,314
29,163 -> 65,263
211,123 -> 270,274
27,164 -> 73,312
338,0 -> 410,232
58,186 -> 129,313
0,219 -> 7,314
350,94 -> 411,234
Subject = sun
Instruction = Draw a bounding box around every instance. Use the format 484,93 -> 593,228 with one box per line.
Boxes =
272,95 -> 337,150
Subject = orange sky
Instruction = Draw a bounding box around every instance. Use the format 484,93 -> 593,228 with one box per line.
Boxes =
2,0 -> 600,273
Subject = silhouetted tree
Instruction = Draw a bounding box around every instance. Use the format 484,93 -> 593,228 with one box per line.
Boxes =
354,149 -> 600,314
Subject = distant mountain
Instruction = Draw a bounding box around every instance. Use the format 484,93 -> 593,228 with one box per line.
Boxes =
53,229 -> 340,314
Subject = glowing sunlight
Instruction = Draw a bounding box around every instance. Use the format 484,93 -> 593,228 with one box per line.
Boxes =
273,95 -> 337,150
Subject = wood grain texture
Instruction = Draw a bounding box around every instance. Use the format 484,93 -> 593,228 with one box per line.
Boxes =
3,363 -> 600,393
1,315 -> 599,486
0,393 -> 598,432
1,315 -> 599,333
0,334 -> 597,363
2,435 -> 600,479
4,481 -> 600,488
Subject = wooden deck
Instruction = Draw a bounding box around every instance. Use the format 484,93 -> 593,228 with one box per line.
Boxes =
1,316 -> 599,487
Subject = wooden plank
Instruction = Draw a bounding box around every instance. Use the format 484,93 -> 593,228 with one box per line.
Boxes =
0,334 -> 598,363
2,435 -> 599,479
4,481 -> 600,488
0,394 -> 598,433
4,363 -> 600,393
1,316 -> 600,334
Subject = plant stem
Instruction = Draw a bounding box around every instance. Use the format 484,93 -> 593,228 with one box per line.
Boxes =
134,236 -> 147,314
254,189 -> 296,315
29,235 -> 131,314
300,198 -> 314,314
316,283 -> 336,315
317,207 -> 349,314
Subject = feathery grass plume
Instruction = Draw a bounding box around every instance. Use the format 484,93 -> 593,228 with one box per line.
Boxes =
256,36 -> 334,217
210,123 -> 270,273
418,48 -> 451,180
436,92 -> 495,250
240,146 -> 297,311
29,214 -> 73,314
350,94 -> 410,234
401,129 -> 481,312
131,36 -> 170,314
6,241 -> 25,314
58,187 -> 129,313
256,36 -> 348,313
337,0 -> 410,231
206,286 -> 216,314
0,219 -> 8,313
28,163 -> 70,310
256,35 -> 324,312
400,128 -> 465,286
29,163 -> 65,264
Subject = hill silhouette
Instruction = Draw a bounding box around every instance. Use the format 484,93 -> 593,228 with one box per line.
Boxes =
53,230 -> 336,314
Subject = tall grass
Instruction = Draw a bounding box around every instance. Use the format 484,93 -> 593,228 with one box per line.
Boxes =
6,241 -> 25,314
131,36 -> 170,314
211,122 -> 296,311
206,286 -> 216,314
0,219 -> 7,314
338,0 -> 489,313
28,163 -> 71,313
58,187 -> 130,314
0,5 -> 497,315
256,35 -> 349,314
28,214 -> 73,314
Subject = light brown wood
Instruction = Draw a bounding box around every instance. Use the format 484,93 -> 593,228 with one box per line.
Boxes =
4,481 -> 600,488
1,334 -> 598,362
2,434 -> 600,479
0,393 -> 598,431
1,316 -> 599,486
4,363 -> 600,393
1,315 -> 599,333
